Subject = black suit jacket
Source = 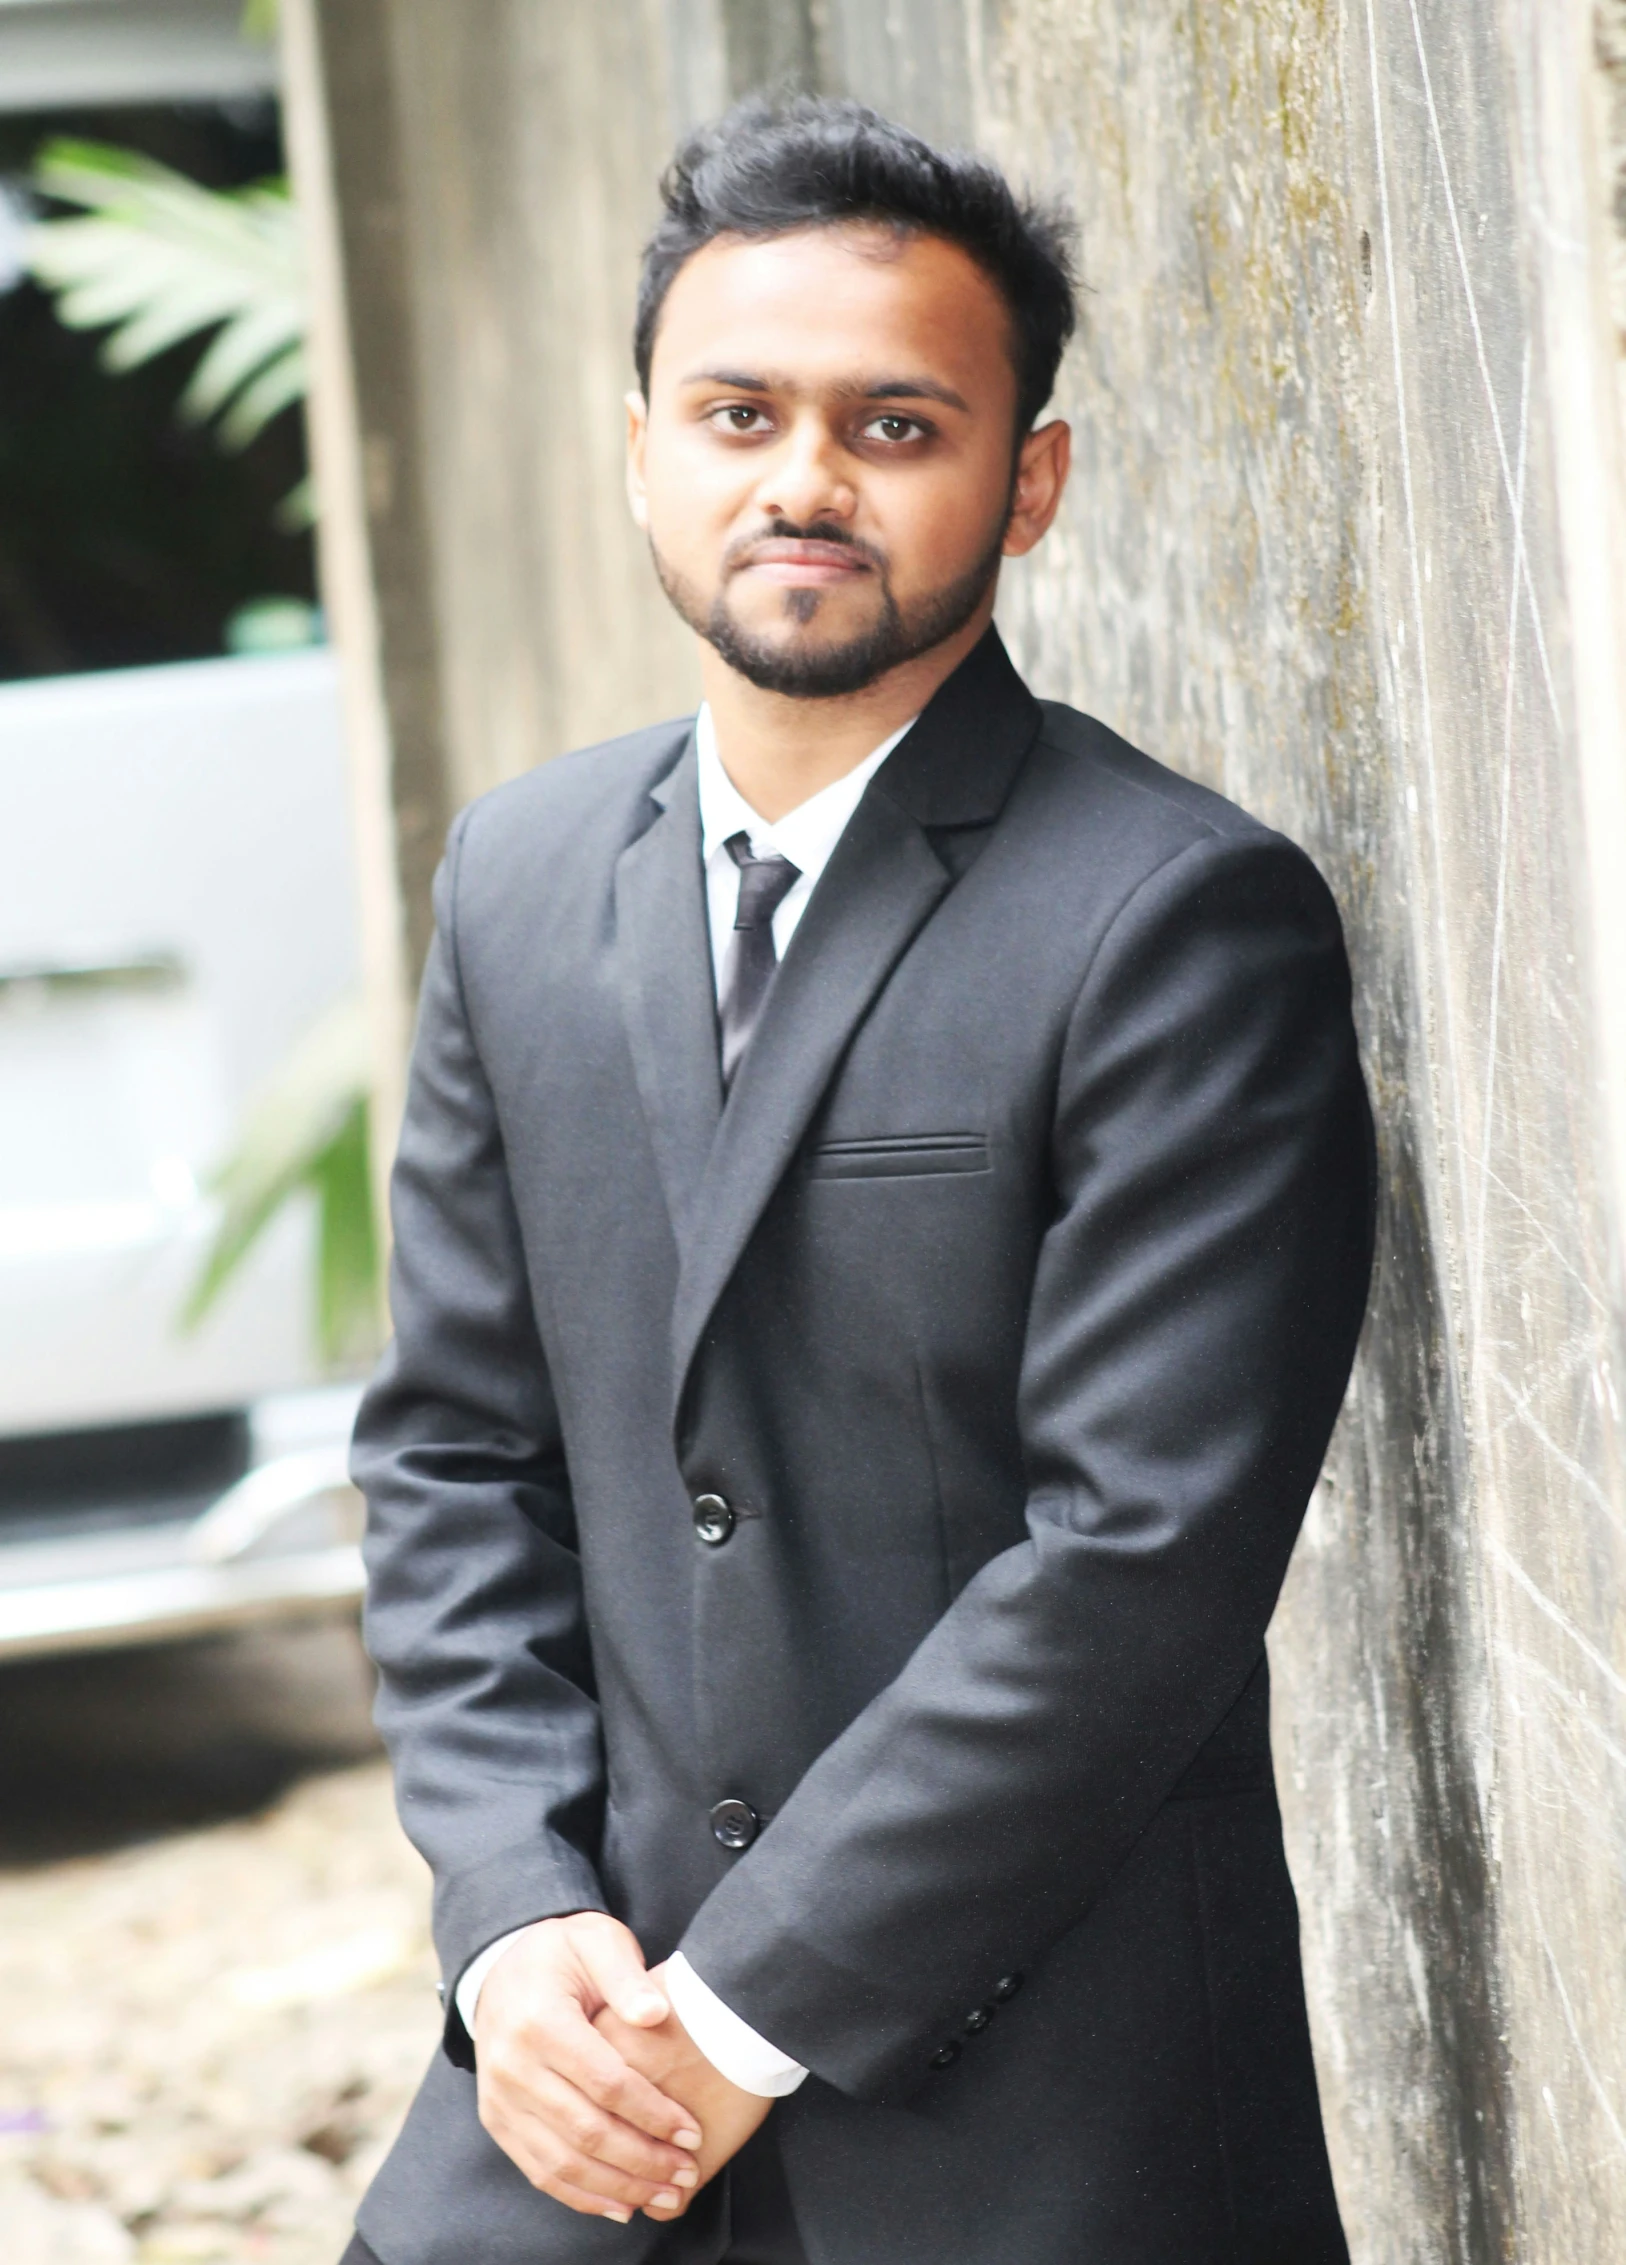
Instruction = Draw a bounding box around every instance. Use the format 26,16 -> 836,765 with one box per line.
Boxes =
352,629 -> 1373,2265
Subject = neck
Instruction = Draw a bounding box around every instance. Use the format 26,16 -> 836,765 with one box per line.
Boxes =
697,601 -> 993,823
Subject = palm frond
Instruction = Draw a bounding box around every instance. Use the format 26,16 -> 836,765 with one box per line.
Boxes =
25,139 -> 309,499
218,341 -> 308,449
273,473 -> 318,533
182,995 -> 381,1369
183,303 -> 301,425
307,1099 -> 380,1365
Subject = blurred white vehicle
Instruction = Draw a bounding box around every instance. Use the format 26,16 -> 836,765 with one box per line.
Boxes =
0,650 -> 367,1658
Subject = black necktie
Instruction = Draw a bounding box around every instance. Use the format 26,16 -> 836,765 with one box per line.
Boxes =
719,830 -> 801,1088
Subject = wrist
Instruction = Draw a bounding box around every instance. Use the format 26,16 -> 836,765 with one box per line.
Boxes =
457,1919 -> 557,2038
661,1953 -> 808,2098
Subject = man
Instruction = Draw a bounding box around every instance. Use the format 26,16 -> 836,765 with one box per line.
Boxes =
347,95 -> 1373,2265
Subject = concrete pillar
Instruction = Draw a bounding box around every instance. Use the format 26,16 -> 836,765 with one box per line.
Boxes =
288,3 -> 1626,2253
935,8 -> 1626,2252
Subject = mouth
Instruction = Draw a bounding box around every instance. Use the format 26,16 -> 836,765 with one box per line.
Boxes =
734,538 -> 874,587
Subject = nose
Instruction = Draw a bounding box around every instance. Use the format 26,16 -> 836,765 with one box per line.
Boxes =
753,409 -> 856,528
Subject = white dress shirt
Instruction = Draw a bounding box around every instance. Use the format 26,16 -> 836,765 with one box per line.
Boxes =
456,700 -> 917,2098
695,702 -> 912,1002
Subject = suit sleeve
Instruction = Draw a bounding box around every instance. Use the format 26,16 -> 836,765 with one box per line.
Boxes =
352,812 -> 607,2069
676,828 -> 1375,2103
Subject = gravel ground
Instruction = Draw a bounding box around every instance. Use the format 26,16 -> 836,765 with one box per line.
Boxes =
0,1622 -> 442,2265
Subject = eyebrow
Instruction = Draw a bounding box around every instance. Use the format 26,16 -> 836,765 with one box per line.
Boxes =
680,368 -> 972,414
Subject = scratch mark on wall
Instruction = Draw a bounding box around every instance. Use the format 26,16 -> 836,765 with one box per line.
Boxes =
1366,0 -> 1475,1310
1405,0 -> 1561,729
1476,1161 -> 1612,1316
1538,1907 -> 1626,2161
1501,1645 -> 1626,1780
1470,339 -> 1531,1349
1490,1535 -> 1626,1701
1486,1370 -> 1626,1537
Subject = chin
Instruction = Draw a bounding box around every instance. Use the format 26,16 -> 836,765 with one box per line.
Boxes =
700,593 -> 898,698
750,596 -> 879,643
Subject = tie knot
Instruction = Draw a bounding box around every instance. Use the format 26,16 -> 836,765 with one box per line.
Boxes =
726,832 -> 801,930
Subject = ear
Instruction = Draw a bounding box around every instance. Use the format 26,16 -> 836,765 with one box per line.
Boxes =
1002,419 -> 1071,558
625,390 -> 650,530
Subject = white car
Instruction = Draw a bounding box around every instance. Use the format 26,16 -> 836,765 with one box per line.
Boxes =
0,648 -> 368,1658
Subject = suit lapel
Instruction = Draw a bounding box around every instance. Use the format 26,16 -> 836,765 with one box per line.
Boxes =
670,793 -> 952,1407
612,732 -> 723,1247
668,626 -> 1044,1415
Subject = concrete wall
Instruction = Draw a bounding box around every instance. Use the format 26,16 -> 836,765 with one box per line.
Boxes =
289,2 -> 1626,2253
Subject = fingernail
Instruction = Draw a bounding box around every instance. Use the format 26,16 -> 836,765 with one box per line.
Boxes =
675,2127 -> 702,2150
628,1991 -> 665,2021
673,2164 -> 697,2188
652,2189 -> 680,2210
604,2206 -> 632,2224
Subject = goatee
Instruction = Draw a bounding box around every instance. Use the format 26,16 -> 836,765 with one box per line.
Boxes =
651,520 -> 1005,700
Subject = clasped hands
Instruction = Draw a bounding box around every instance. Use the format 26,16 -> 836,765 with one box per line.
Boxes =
473,1912 -> 772,2226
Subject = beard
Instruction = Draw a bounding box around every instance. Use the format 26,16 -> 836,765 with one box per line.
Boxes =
650,516 -> 1006,699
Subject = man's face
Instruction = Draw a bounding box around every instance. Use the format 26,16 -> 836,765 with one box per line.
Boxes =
628,225 -> 1048,699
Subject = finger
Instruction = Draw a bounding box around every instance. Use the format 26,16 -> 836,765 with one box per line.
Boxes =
539,2004 -> 703,2144
544,2173 -> 639,2225
480,2025 -> 697,2189
575,1922 -> 668,2028
515,2124 -> 686,2213
523,2066 -> 700,2190
480,2090 -> 682,2214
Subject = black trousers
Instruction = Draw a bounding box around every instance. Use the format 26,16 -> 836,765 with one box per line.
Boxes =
340,2121 -> 807,2265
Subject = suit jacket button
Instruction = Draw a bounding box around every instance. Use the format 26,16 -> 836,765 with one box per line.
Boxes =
991,1972 -> 1023,2002
709,1797 -> 759,1850
929,2041 -> 961,2069
692,1493 -> 735,1546
962,2007 -> 992,2035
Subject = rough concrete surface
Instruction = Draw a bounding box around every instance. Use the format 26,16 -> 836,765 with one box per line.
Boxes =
945,8 -> 1626,2256
292,2 -> 1626,2255
0,1629 -> 436,2265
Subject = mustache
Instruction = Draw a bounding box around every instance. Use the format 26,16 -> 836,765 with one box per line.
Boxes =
721,518 -> 889,573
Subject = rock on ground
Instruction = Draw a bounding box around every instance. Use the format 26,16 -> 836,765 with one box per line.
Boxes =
0,1627 -> 441,2265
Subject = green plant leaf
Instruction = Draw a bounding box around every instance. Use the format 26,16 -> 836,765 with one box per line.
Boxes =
25,139 -> 308,469
182,995 -> 381,1368
309,1098 -> 380,1366
274,473 -> 318,532
218,340 -> 308,449
181,301 -> 303,424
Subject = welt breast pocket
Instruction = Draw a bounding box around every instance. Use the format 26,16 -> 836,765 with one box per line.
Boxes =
806,1132 -> 991,1180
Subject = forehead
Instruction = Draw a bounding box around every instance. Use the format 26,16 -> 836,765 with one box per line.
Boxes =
649,224 -> 1016,401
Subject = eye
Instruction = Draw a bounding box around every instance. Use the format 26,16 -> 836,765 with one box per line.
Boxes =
862,412 -> 928,444
708,402 -> 770,434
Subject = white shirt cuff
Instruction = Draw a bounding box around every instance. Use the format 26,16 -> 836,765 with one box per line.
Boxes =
664,1953 -> 808,2097
454,1933 -> 807,2099
454,1924 -> 539,2036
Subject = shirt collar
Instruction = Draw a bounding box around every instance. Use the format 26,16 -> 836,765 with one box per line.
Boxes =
694,704 -> 916,877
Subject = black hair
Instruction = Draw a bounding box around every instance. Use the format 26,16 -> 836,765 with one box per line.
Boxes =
635,94 -> 1078,435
